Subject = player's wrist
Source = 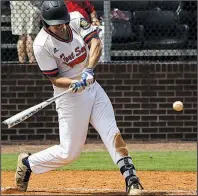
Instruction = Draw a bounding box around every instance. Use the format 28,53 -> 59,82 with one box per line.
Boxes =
71,79 -> 83,84
83,67 -> 93,71
91,17 -> 99,22
81,68 -> 95,86
83,68 -> 94,76
69,80 -> 85,93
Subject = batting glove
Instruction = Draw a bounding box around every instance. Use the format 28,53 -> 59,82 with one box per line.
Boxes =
81,68 -> 94,86
69,80 -> 85,93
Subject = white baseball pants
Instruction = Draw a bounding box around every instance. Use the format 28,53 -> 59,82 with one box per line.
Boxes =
28,82 -> 124,174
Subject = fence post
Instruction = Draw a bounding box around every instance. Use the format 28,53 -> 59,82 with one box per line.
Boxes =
103,0 -> 111,62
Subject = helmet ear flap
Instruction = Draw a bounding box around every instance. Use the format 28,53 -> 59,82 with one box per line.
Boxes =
42,20 -> 50,28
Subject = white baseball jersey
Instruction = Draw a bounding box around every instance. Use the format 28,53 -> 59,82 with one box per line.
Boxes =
33,11 -> 98,86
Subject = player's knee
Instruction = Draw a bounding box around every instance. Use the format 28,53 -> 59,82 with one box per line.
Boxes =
114,133 -> 129,156
59,144 -> 80,162
67,149 -> 79,162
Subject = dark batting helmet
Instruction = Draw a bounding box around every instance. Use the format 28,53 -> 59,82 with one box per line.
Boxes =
41,0 -> 70,26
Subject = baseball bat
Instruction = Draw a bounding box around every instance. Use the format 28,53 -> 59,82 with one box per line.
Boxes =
2,88 -> 72,129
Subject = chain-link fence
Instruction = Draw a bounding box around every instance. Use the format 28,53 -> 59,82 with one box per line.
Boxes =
1,0 -> 197,63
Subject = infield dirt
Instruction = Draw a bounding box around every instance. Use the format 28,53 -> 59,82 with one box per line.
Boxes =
1,170 -> 196,195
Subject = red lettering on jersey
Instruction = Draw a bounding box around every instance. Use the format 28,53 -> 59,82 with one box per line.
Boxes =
75,46 -> 86,57
60,45 -> 87,68
81,46 -> 86,53
63,56 -> 69,62
60,54 -> 64,59
63,52 -> 75,62
68,52 -> 87,68
75,46 -> 81,56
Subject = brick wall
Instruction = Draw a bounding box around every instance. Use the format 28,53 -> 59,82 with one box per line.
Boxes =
1,62 -> 197,143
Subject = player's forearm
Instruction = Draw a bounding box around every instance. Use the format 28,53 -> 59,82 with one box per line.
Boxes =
90,11 -> 98,21
87,38 -> 102,69
90,11 -> 97,18
49,76 -> 73,88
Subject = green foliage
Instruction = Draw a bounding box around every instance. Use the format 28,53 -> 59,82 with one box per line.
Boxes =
1,151 -> 196,172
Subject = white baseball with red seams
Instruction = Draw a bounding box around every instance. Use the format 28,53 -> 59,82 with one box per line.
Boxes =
173,101 -> 183,111
29,12 -> 123,174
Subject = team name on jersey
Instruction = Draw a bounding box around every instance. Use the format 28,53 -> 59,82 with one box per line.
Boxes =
60,45 -> 87,68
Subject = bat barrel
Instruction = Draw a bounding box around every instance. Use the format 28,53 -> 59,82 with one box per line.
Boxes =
1,121 -> 8,129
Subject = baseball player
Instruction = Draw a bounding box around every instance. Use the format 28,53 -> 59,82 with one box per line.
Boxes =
15,1 -> 143,195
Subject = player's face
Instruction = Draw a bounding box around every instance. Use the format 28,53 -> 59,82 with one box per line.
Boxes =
49,24 -> 69,34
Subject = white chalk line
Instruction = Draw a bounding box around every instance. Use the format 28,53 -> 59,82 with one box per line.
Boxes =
35,187 -> 196,192
1,187 -> 197,194
63,188 -> 195,193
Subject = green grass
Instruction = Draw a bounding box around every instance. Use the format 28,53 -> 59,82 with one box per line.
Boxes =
1,151 -> 196,172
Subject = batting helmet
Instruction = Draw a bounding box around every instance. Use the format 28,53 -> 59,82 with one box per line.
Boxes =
41,0 -> 70,26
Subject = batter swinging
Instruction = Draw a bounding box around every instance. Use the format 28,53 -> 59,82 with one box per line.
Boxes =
15,1 -> 143,195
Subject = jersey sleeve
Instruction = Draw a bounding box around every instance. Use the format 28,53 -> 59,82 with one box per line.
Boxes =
33,45 -> 59,77
70,12 -> 99,44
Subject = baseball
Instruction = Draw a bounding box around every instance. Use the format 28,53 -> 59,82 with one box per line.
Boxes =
173,101 -> 183,111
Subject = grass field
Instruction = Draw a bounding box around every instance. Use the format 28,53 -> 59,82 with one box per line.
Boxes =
1,151 -> 196,172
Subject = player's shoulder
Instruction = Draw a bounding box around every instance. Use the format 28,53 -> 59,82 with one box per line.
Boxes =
69,12 -> 92,32
69,11 -> 83,22
69,11 -> 85,29
33,28 -> 50,47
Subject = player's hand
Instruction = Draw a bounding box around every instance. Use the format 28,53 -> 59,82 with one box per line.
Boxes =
81,68 -> 94,87
92,20 -> 101,26
69,80 -> 85,93
91,17 -> 101,26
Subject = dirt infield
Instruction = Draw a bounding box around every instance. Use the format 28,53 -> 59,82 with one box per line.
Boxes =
1,142 -> 197,195
1,171 -> 196,195
1,141 -> 197,153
